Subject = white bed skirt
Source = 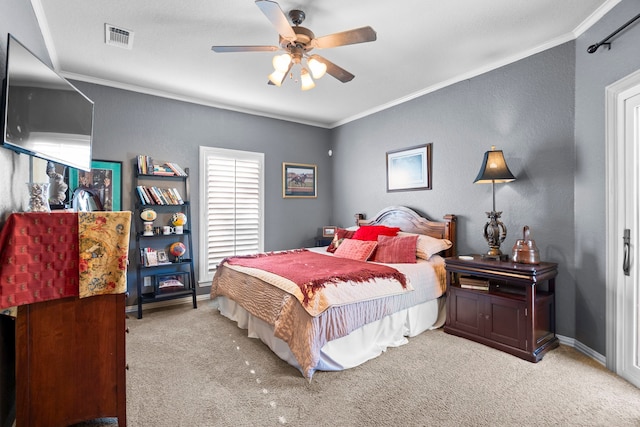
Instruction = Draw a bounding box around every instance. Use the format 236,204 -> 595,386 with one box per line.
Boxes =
214,295 -> 446,376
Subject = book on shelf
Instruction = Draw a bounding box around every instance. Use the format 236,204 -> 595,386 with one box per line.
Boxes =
161,188 -> 177,204
143,186 -> 155,204
136,155 -> 187,177
153,187 -> 168,204
137,155 -> 153,175
459,276 -> 490,290
170,188 -> 184,204
136,186 -> 150,204
135,185 -> 184,205
165,162 -> 188,176
153,164 -> 175,176
140,185 -> 160,205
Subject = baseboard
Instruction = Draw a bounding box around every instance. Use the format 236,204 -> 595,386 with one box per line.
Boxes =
125,293 -> 211,314
557,334 -> 606,366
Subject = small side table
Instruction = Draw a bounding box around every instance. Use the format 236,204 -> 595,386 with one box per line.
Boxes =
315,237 -> 333,247
444,255 -> 559,362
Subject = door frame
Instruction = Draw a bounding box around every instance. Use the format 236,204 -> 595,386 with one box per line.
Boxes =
605,68 -> 640,380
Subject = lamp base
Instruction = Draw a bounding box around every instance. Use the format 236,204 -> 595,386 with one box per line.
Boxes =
485,248 -> 503,257
483,210 -> 507,258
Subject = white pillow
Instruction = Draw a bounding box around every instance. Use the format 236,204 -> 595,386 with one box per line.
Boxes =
397,231 -> 452,260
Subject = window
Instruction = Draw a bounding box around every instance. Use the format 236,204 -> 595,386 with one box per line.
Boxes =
199,146 -> 264,283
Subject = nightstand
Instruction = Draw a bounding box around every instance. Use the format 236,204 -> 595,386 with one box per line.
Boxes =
315,237 -> 333,247
444,255 -> 559,362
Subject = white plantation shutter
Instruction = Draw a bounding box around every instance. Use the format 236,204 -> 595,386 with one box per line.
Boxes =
199,147 -> 264,282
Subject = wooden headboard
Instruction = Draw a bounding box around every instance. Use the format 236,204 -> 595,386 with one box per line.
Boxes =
358,206 -> 457,258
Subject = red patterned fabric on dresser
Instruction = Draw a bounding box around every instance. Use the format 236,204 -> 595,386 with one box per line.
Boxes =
0,212 -> 79,309
0,211 -> 132,311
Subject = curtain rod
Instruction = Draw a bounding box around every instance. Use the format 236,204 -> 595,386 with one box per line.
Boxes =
588,12 -> 640,53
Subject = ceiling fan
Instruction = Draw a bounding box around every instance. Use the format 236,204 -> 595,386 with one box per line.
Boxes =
211,0 -> 377,90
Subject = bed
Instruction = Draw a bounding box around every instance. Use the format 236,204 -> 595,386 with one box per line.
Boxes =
210,206 -> 457,379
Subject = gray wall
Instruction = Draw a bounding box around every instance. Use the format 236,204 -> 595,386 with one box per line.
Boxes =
331,43 -> 577,338
574,0 -> 640,353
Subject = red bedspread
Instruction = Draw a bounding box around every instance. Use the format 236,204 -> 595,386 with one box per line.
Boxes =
223,249 -> 406,304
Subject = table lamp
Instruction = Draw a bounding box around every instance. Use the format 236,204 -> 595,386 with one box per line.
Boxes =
474,146 -> 516,257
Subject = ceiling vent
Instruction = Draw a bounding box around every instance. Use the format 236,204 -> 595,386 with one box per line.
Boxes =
105,24 -> 134,49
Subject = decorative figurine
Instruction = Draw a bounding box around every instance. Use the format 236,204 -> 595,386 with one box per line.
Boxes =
140,209 -> 157,236
46,161 -> 68,206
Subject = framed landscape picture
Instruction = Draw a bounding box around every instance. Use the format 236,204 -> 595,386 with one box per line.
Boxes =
282,162 -> 317,198
69,159 -> 122,211
386,143 -> 432,192
323,226 -> 337,238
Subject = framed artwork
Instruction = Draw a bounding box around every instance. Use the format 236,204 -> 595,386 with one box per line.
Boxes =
157,250 -> 170,264
282,162 -> 317,198
386,143 -> 432,192
69,159 -> 123,211
322,226 -> 337,238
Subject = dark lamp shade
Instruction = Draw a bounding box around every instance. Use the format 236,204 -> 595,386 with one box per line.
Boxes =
474,149 -> 516,184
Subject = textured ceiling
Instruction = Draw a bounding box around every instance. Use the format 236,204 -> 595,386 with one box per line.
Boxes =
32,0 -> 618,128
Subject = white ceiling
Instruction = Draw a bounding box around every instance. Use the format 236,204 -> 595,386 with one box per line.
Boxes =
32,0 -> 618,128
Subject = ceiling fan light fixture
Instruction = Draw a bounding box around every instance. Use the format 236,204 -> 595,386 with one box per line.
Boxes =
272,53 -> 292,72
300,68 -> 315,91
268,69 -> 287,86
211,1 -> 377,87
308,58 -> 327,79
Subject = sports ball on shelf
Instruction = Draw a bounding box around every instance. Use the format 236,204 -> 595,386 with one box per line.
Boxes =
171,212 -> 187,227
169,241 -> 187,259
140,208 -> 157,222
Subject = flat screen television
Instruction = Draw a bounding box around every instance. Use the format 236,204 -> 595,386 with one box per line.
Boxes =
2,34 -> 94,171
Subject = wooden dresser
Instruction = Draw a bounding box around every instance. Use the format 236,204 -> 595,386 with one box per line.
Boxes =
15,294 -> 127,426
0,212 -> 130,426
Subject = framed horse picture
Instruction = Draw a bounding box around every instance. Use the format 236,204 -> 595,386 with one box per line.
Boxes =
282,162 -> 317,198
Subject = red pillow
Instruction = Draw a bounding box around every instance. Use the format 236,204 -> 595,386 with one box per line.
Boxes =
333,239 -> 378,261
326,228 -> 356,253
352,225 -> 401,241
371,235 -> 418,264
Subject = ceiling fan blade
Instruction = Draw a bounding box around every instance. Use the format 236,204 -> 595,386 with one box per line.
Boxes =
211,45 -> 279,53
309,54 -> 354,83
255,0 -> 296,41
314,26 -> 377,49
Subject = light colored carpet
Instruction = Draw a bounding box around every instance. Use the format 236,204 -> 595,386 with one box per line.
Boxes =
77,301 -> 640,426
